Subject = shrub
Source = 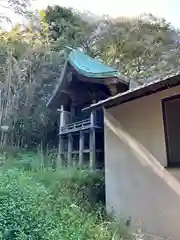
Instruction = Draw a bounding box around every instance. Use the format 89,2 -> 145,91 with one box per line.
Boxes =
36,168 -> 105,205
0,168 -> 131,239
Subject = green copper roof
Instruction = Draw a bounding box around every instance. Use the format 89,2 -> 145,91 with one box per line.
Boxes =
47,49 -> 128,108
68,49 -> 119,79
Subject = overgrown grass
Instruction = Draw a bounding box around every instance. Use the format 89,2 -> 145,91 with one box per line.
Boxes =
0,151 -> 134,240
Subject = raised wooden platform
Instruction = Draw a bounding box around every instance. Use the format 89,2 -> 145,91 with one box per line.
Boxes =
58,106 -> 103,170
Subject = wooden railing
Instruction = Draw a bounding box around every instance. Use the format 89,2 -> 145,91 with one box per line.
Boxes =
60,118 -> 102,134
60,118 -> 91,134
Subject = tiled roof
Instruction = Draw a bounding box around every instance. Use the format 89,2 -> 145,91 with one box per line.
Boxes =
83,70 -> 180,111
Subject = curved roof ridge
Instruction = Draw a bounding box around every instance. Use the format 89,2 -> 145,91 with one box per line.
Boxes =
68,49 -> 125,80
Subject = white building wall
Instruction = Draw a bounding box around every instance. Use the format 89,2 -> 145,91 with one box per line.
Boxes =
105,85 -> 180,239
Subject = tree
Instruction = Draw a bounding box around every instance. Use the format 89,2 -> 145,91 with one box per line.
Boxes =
44,5 -> 94,51
90,14 -> 180,81
0,0 -> 32,27
0,14 -> 61,148
0,0 -> 30,14
1,6 -> 180,149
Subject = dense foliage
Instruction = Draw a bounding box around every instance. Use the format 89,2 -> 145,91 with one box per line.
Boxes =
0,152 -> 131,239
0,3 -> 180,149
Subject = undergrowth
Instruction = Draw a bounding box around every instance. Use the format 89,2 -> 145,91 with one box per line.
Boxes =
0,150 -> 133,240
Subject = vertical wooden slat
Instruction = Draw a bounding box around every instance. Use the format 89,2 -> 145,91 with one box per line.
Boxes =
68,134 -> 72,167
79,131 -> 84,167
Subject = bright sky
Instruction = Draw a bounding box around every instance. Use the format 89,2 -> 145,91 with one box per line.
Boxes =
30,0 -> 180,28
2,0 -> 180,29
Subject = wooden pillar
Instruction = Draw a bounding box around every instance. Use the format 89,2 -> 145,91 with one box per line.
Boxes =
79,131 -> 84,167
68,134 -> 72,167
57,105 -> 64,167
90,109 -> 96,127
71,107 -> 75,122
89,110 -> 96,170
60,105 -> 65,127
57,137 -> 63,167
